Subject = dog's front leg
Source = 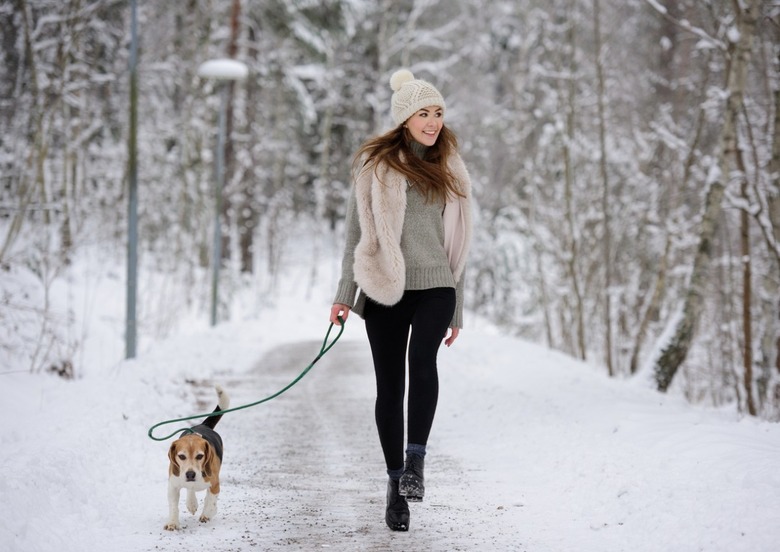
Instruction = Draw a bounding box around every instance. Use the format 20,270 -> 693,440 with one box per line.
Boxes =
200,490 -> 218,523
165,481 -> 182,530
186,488 -> 198,514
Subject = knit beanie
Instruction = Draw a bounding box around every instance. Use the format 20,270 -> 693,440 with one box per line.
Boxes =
390,69 -> 446,126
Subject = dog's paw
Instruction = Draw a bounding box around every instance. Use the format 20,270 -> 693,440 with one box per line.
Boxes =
199,514 -> 210,523
164,522 -> 180,531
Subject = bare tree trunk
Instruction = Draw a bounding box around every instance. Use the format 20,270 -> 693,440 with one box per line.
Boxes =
59,0 -> 84,266
529,181 -> 554,347
1,0 -> 46,264
221,0 -> 241,264
630,79 -> 710,375
308,47 -> 337,294
653,0 -> 760,392
630,239 -> 670,374
767,48 -> 780,409
239,21 -> 259,273
593,0 -> 613,375
563,5 -> 586,360
737,145 -> 757,415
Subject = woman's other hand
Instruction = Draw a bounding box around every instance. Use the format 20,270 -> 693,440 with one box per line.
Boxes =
444,326 -> 459,347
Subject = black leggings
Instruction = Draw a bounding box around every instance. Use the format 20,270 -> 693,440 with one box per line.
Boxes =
364,287 -> 456,471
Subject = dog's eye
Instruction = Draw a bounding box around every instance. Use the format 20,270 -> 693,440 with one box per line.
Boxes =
178,454 -> 186,460
195,453 -> 204,460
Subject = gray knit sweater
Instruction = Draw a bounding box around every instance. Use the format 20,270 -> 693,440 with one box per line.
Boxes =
333,143 -> 465,327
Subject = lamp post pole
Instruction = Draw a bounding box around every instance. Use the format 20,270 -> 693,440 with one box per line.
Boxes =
197,59 -> 248,327
126,0 -> 138,358
210,84 -> 228,327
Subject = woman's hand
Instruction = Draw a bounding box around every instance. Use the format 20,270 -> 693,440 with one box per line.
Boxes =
444,326 -> 460,347
330,303 -> 351,325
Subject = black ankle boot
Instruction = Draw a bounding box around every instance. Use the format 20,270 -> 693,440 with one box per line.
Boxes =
385,478 -> 409,531
398,453 -> 424,502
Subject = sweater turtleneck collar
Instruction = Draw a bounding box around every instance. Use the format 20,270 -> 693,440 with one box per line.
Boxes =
408,140 -> 429,160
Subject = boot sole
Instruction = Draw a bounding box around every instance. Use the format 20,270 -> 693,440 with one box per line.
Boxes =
398,482 -> 424,501
387,521 -> 409,531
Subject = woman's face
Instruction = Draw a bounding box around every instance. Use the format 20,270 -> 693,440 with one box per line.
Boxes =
405,105 -> 444,146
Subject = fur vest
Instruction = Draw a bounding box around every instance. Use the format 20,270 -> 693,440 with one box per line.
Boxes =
352,152 -> 473,306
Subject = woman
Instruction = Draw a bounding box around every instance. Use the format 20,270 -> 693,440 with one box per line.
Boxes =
329,69 -> 472,532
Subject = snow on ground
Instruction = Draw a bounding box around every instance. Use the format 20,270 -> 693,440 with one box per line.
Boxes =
1,250 -> 779,552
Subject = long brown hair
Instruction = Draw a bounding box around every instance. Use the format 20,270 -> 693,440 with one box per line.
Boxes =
352,124 -> 464,203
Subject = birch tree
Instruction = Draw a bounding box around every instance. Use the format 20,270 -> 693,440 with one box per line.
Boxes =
652,0 -> 761,393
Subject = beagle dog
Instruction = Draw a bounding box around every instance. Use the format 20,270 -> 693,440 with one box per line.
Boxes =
165,385 -> 230,531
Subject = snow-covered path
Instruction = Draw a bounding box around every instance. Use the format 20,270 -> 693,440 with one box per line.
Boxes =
2,292 -> 780,551
151,337 -> 521,551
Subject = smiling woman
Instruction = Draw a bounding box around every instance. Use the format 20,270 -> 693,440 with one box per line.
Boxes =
328,68 -> 474,532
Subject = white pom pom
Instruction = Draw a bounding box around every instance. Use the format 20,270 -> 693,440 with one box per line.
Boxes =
390,69 -> 414,91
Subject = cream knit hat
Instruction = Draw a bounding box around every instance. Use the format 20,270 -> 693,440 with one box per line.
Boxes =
390,69 -> 446,126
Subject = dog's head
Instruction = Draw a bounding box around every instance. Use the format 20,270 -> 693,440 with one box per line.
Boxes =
168,433 -> 218,481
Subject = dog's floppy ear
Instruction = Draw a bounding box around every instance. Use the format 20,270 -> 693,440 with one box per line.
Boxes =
202,441 -> 214,478
168,443 -> 180,477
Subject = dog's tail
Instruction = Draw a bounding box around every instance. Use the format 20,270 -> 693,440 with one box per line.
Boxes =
202,385 -> 230,429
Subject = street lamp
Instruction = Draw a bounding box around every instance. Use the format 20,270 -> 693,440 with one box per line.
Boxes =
197,59 -> 248,327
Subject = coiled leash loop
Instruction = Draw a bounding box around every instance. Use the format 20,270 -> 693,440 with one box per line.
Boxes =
147,318 -> 345,442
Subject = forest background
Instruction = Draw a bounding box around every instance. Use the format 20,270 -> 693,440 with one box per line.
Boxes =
1,0 -> 779,419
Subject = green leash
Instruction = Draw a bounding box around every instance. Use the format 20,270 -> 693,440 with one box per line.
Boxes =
147,319 -> 345,442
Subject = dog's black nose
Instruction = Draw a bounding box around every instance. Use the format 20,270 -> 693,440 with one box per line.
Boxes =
186,470 -> 196,481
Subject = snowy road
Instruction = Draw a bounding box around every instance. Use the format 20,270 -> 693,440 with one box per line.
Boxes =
4,311 -> 778,552
151,338 -> 522,551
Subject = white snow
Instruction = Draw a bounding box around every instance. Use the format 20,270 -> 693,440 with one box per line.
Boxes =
197,59 -> 249,81
727,26 -> 741,45
644,0 -> 667,16
1,243 -> 779,552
